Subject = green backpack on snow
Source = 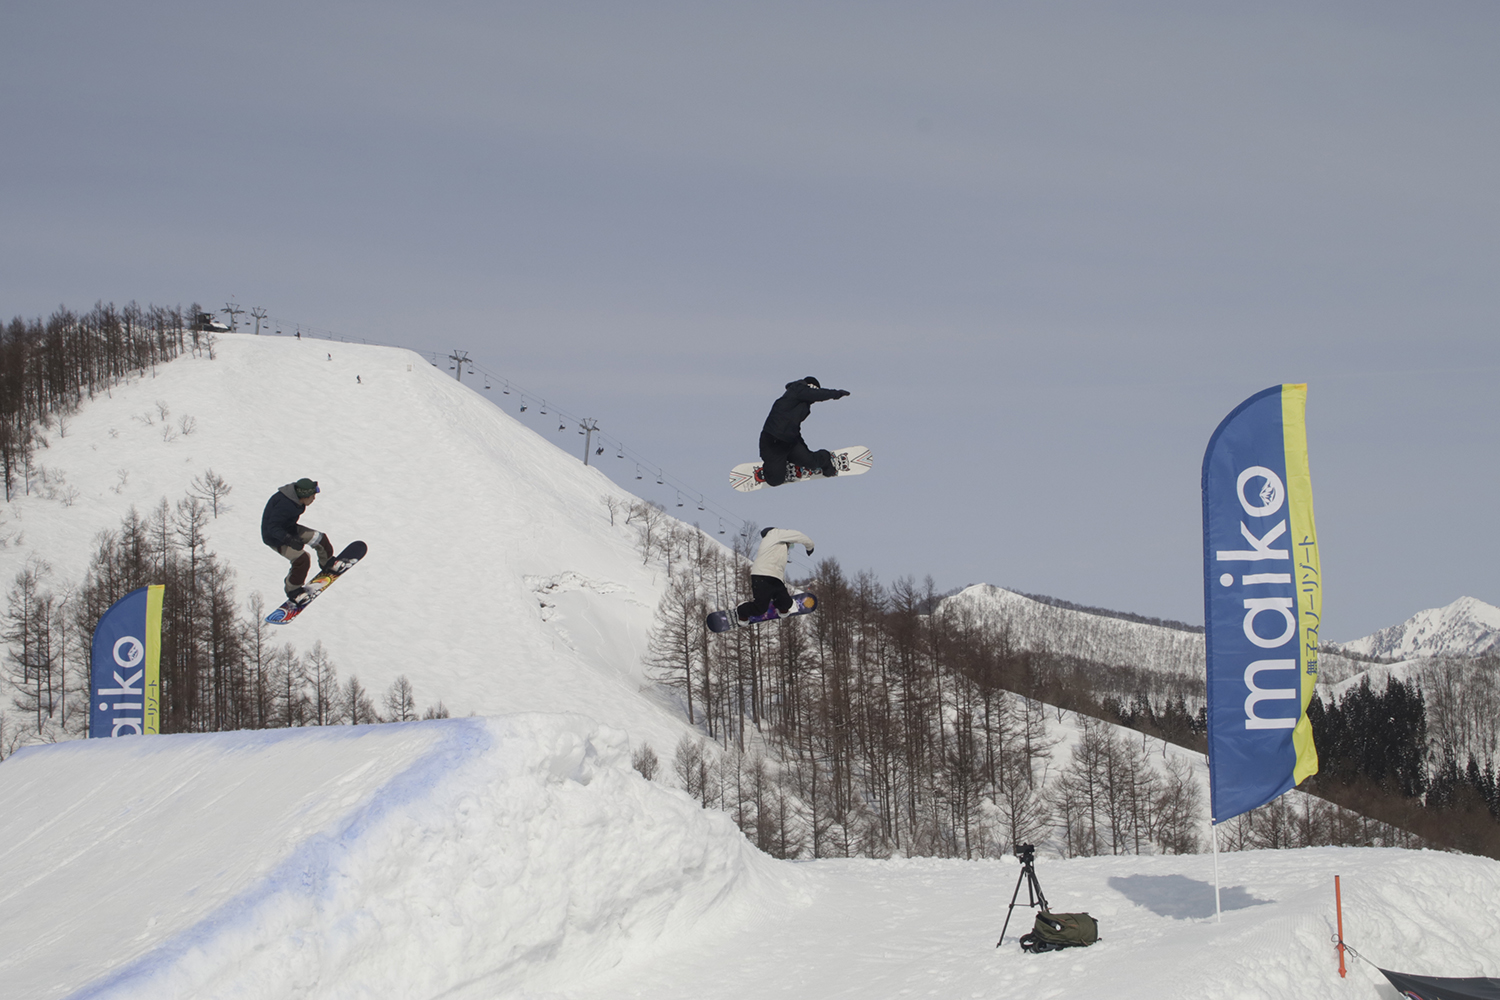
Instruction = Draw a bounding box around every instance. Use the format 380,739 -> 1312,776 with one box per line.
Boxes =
1020,911 -> 1099,953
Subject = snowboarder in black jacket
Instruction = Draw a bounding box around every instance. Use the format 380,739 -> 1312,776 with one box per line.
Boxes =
262,478 -> 335,600
759,376 -> 850,486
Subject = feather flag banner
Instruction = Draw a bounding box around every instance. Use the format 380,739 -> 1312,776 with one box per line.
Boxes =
1203,384 -> 1320,823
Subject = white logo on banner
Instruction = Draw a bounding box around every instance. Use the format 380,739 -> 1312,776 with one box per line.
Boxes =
99,634 -> 146,736
1215,466 -> 1298,730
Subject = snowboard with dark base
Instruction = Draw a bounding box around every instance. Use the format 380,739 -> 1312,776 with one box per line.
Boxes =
266,540 -> 367,625
730,445 -> 872,492
706,592 -> 817,634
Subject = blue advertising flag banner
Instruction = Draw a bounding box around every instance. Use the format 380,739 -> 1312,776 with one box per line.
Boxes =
89,585 -> 164,738
1203,385 -> 1320,824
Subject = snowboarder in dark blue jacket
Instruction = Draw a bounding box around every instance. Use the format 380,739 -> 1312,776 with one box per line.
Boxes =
759,376 -> 850,486
262,478 -> 335,599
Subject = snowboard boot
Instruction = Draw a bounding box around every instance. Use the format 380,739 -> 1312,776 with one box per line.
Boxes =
314,534 -> 336,572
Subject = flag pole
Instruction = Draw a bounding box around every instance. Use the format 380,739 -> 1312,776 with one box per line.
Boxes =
1211,818 -> 1222,922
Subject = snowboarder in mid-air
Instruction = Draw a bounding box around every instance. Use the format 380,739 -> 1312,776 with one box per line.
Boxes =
737,526 -> 815,622
262,478 -> 336,603
758,377 -> 850,487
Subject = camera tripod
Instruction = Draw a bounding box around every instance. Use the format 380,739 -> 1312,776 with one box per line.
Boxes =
996,844 -> 1050,947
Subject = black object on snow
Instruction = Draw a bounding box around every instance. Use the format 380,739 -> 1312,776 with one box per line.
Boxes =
1380,968 -> 1500,1000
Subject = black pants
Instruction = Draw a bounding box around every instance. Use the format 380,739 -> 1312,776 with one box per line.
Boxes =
759,431 -> 833,487
738,575 -> 793,620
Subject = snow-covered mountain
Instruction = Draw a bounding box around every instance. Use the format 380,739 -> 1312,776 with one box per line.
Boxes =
0,333 -> 696,754
939,584 -> 1207,678
939,583 -> 1374,687
1335,596 -> 1500,661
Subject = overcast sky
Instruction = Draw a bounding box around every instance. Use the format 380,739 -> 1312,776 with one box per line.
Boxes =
4,1 -> 1497,640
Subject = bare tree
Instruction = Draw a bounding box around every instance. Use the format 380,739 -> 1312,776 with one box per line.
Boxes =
626,500 -> 667,565
673,734 -> 710,801
993,747 -> 1052,852
382,675 -> 418,722
631,742 -> 660,780
1153,755 -> 1204,854
189,469 -> 234,518
307,641 -> 339,725
646,572 -> 705,727
601,494 -> 623,527
343,675 -> 377,725
3,559 -> 60,734
1051,717 -> 1112,857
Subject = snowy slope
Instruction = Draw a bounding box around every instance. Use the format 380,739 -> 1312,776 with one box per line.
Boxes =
0,716 -> 793,1000
1336,596 -> 1500,661
3,719 -> 1497,1000
562,847 -> 1500,1000
0,333 -> 695,751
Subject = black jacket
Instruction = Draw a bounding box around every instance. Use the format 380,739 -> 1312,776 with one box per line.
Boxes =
761,381 -> 848,442
261,484 -> 307,549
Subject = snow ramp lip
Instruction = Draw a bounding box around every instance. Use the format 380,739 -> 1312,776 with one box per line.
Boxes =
0,714 -> 778,1000
57,718 -> 495,1000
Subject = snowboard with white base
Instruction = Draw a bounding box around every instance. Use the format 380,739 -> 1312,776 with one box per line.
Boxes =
729,445 -> 872,492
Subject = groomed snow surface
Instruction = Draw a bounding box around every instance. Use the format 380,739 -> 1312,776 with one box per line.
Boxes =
3,719 -> 1498,1000
0,717 -> 793,1000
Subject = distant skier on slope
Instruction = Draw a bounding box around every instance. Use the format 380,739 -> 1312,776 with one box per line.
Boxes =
261,478 -> 336,603
737,526 -> 815,622
758,377 -> 850,486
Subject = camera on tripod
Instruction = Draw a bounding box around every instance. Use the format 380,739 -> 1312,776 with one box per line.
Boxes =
996,843 -> 1099,952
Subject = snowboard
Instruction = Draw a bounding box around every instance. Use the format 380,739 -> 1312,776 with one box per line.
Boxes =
730,446 -> 872,492
266,540 -> 367,625
706,592 -> 818,634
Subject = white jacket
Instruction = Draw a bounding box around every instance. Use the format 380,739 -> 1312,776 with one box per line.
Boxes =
750,528 -> 815,581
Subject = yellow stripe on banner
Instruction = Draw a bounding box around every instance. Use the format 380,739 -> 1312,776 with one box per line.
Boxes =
144,584 -> 164,735
1281,384 -> 1320,784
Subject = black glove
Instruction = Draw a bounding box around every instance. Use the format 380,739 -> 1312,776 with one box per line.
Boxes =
837,390 -> 850,398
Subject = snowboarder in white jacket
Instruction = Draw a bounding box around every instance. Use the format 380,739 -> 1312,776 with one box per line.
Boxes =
737,526 -> 815,621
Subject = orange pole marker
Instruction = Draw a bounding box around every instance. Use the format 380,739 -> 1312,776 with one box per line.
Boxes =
1335,875 -> 1347,978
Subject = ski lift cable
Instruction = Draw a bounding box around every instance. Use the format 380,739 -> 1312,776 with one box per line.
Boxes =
228,320 -> 754,534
